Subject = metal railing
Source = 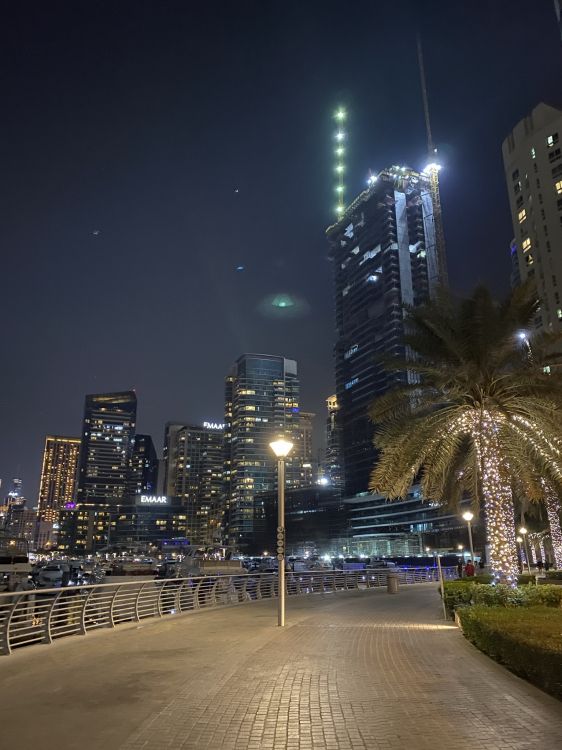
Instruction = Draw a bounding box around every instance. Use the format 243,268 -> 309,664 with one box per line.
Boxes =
0,567 -> 455,655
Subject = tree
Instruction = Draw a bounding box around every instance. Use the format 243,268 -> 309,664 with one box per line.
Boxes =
369,284 -> 562,583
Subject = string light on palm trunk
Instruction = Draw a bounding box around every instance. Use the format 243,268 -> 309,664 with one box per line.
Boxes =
543,487 -> 562,569
457,411 -> 519,585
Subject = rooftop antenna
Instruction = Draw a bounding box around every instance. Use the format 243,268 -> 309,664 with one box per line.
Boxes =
417,34 -> 448,287
333,107 -> 347,218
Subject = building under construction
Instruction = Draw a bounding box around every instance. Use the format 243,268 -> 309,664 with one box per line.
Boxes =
327,165 -> 447,497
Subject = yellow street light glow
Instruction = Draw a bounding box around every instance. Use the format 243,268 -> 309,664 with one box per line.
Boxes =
516,536 -> 523,543
336,205 -> 344,214
335,164 -> 344,173
335,108 -> 346,120
269,439 -> 293,458
335,147 -> 344,156
335,185 -> 343,193
335,131 -> 345,142
462,511 -> 474,522
519,526 -> 528,535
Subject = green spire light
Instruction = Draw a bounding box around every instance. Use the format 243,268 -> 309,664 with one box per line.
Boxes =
333,106 -> 347,218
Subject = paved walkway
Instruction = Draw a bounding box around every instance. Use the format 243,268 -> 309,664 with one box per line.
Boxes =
1,584 -> 561,750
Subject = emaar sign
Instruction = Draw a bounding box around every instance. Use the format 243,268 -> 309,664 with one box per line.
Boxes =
203,421 -> 225,430
137,495 -> 169,505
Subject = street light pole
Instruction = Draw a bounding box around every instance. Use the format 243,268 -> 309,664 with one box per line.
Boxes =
270,438 -> 293,628
519,527 -> 532,575
462,511 -> 475,564
277,456 -> 285,627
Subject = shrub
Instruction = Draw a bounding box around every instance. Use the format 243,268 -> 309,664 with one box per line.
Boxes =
458,606 -> 562,699
442,582 -> 474,617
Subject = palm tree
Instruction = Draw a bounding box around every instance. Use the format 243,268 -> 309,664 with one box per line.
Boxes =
369,284 -> 562,583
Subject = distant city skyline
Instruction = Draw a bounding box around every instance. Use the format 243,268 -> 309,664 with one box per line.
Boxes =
1,1 -> 560,503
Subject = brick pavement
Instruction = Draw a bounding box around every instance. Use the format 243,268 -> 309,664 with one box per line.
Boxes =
1,584 -> 561,750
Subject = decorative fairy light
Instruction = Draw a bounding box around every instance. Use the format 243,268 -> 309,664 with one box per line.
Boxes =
541,484 -> 562,568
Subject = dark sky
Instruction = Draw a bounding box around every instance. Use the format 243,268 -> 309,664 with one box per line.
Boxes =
1,0 -> 561,503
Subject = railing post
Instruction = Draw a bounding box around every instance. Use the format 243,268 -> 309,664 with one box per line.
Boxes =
44,591 -> 63,644
79,587 -> 95,635
210,578 -> 221,606
0,596 -> 21,656
135,582 -> 147,621
241,577 -> 248,602
193,579 -> 203,609
174,581 -> 182,614
109,585 -> 123,627
256,576 -> 262,600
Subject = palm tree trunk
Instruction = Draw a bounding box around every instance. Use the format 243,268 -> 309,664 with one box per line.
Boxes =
544,488 -> 562,569
479,451 -> 519,584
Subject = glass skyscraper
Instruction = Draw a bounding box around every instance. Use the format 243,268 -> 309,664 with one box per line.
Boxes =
224,354 -> 301,550
163,422 -> 224,546
327,166 -> 446,497
77,391 -> 137,506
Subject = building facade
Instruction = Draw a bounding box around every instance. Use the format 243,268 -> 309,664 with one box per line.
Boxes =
224,354 -> 302,550
163,422 -> 224,546
76,391 -> 137,506
327,166 -> 445,496
127,434 -> 158,500
325,394 -> 344,490
346,486 -> 483,559
37,436 -> 80,523
503,103 -> 562,335
59,391 -> 137,553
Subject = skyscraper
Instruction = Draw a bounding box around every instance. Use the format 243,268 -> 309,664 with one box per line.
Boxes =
327,166 -> 446,496
325,395 -> 343,490
77,391 -> 137,506
296,411 -> 315,486
37,436 -> 80,523
59,392 -> 137,553
224,354 -> 301,549
127,434 -> 158,499
163,422 -> 224,545
503,103 -> 562,335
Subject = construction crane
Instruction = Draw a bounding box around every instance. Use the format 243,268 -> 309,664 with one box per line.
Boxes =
417,34 -> 449,288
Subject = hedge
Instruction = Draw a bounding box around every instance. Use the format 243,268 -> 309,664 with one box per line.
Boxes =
442,582 -> 562,617
457,606 -> 562,699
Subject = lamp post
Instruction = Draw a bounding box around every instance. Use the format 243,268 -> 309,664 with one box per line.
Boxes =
269,438 -> 293,627
519,527 -> 532,575
516,536 -> 523,573
462,511 -> 475,565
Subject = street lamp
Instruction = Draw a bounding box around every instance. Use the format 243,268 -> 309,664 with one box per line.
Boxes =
516,536 -> 523,572
462,511 -> 475,564
519,526 -> 532,575
270,437 -> 293,627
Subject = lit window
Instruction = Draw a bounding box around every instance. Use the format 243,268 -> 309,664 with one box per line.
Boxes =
522,238 -> 531,252
525,254 -> 534,266
544,365 -> 551,374
558,309 -> 562,320
345,377 -> 359,390
518,208 -> 526,223
556,181 -> 562,195
531,147 -> 536,159
547,133 -> 559,147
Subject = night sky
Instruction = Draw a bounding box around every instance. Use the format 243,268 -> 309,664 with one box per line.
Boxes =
1,1 -> 560,503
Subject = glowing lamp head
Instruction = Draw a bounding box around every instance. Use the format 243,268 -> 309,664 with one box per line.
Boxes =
425,546 -> 431,553
516,536 -> 523,543
457,545 -> 464,551
334,108 -> 346,121
423,162 -> 442,175
462,511 -> 474,522
269,439 -> 293,458
335,131 -> 345,142
517,331 -> 528,341
519,526 -> 528,535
